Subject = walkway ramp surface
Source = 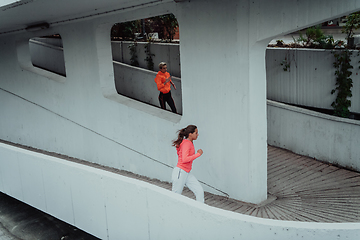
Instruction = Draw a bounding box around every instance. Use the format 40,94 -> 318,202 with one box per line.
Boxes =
126,145 -> 360,223
0,140 -> 360,239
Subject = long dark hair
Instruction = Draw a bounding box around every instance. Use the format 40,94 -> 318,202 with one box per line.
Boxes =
172,125 -> 197,148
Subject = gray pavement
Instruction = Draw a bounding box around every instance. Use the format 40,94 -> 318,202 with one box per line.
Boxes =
0,192 -> 99,240
0,223 -> 17,240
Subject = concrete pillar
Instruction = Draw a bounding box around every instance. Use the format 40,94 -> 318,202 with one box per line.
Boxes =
175,0 -> 360,203
176,0 -> 267,203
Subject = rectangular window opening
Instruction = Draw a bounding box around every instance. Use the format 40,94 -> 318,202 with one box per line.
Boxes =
110,14 -> 182,115
29,34 -> 67,77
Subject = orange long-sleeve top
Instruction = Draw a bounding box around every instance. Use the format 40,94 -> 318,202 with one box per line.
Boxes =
154,71 -> 171,94
176,139 -> 201,173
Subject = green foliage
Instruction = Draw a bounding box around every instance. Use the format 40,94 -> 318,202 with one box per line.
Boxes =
276,40 -> 284,46
144,40 -> 155,70
280,58 -> 290,71
296,26 -> 340,49
342,12 -> 360,41
128,41 -> 139,67
298,26 -> 326,45
151,14 -> 179,41
277,24 -> 358,119
331,50 -> 354,118
110,14 -> 178,41
111,20 -> 141,40
280,50 -> 297,72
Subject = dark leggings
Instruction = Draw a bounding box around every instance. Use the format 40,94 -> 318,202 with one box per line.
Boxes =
158,91 -> 177,113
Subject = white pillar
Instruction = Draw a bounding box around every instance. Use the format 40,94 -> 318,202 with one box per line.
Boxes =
177,0 -> 267,203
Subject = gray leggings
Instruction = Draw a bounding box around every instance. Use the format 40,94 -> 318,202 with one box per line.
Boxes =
171,167 -> 204,203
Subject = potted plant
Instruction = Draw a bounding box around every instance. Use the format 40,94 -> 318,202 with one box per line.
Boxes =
342,12 -> 360,48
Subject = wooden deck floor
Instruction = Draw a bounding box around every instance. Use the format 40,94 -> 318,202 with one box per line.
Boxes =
2,140 -> 360,223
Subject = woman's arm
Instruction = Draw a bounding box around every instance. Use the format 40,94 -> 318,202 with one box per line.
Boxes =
181,141 -> 201,163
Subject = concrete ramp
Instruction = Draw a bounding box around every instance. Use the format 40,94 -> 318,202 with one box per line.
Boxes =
1,141 -> 359,239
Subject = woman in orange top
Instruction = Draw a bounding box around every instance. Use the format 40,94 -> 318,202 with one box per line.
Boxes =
154,62 -> 177,113
171,125 -> 204,202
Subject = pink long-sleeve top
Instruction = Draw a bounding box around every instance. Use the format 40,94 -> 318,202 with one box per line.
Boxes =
176,139 -> 201,173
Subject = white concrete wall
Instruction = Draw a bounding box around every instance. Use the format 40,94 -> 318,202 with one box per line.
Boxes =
31,40 -> 360,116
1,0 -> 360,205
28,39 -> 182,113
267,100 -> 360,171
27,38 -> 360,175
111,41 -> 181,77
1,143 -> 359,240
113,62 -> 183,114
27,39 -> 360,171
266,48 -> 360,114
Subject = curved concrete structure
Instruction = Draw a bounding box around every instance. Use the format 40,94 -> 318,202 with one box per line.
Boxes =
1,0 -> 359,204
1,0 -> 360,238
1,142 -> 359,239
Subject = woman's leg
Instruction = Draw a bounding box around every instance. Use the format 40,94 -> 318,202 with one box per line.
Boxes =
185,172 -> 204,203
158,92 -> 166,110
165,92 -> 177,113
171,167 -> 187,194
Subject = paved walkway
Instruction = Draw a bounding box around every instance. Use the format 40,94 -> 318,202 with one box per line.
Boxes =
0,192 -> 100,240
120,145 -> 360,223
1,140 -> 360,239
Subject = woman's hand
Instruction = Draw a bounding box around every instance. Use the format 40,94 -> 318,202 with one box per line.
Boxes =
171,81 -> 176,90
197,149 -> 203,155
164,76 -> 171,84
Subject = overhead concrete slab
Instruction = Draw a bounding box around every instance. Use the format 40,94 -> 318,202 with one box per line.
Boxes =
0,0 -> 173,35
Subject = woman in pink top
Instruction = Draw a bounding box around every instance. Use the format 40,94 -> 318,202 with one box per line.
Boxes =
171,125 -> 204,203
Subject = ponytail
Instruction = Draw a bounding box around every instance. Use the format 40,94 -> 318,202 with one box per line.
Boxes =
172,125 -> 197,148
